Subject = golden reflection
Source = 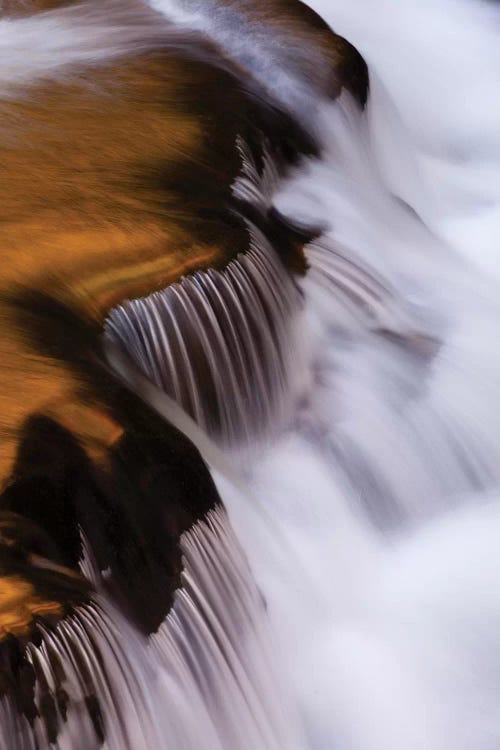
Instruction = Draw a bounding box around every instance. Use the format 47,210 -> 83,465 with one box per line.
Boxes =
0,51 -> 233,483
0,576 -> 62,640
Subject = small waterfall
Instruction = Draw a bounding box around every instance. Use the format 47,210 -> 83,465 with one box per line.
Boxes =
3,1 -> 500,749
99,5 -> 500,744
105,130 -> 310,451
106,225 -> 306,450
150,509 -> 303,750
0,508 -> 303,750
217,3 -> 500,748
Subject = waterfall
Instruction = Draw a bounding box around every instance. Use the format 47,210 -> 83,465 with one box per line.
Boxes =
106,227 -> 306,451
2,0 -> 500,748
217,3 -> 500,749
138,1 -> 500,747
0,508 -> 304,750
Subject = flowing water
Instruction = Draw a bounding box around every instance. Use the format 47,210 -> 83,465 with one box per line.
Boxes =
200,1 -> 500,748
3,1 -> 500,748
228,3 -> 500,749
111,1 -> 500,747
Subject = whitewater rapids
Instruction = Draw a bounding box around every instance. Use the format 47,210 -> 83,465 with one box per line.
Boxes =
212,1 -> 500,749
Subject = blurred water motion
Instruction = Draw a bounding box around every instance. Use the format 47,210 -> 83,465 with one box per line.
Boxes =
1,0 -> 500,748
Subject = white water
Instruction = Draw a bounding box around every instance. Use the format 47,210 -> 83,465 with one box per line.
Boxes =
1,508 -> 304,750
208,1 -> 500,749
111,0 -> 500,747
107,228 -> 304,449
3,1 -> 500,747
